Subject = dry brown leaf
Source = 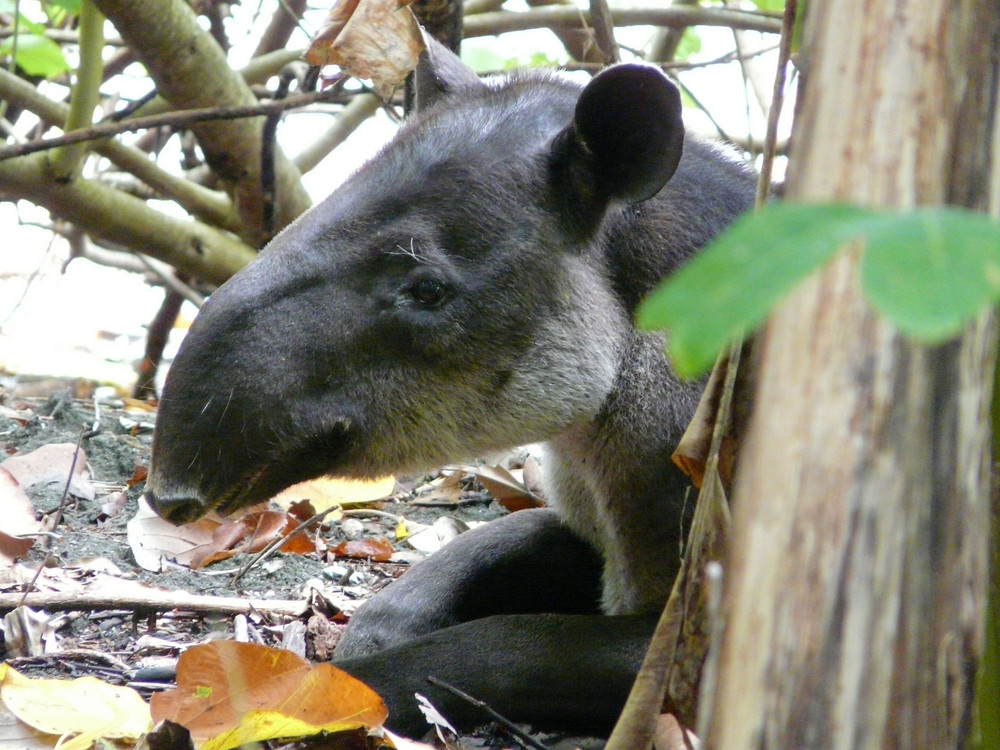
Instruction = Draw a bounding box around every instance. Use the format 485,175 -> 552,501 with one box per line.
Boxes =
413,471 -> 462,505
151,641 -> 386,750
672,353 -> 743,489
332,537 -> 394,561
0,443 -> 94,501
97,489 -> 129,517
127,464 -> 148,487
305,0 -> 424,98
0,467 -> 42,567
404,515 -> 470,553
127,496 -> 221,571
664,467 -> 731,723
470,464 -> 544,511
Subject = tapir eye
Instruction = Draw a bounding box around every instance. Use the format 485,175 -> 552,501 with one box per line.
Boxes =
410,278 -> 447,307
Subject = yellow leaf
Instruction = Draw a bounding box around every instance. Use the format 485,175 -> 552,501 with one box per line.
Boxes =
0,662 -> 151,739
270,475 -> 395,512
0,690 -> 55,749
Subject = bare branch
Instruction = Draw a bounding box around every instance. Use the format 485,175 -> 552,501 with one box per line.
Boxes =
92,0 -> 313,246
464,6 -> 782,38
589,0 -> 620,64
0,88 -> 346,161
0,152 -> 255,284
48,0 -> 105,180
755,0 -> 797,205
253,0 -> 308,58
0,67 -> 237,230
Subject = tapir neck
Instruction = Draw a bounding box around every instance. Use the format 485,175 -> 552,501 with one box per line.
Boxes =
542,329 -> 698,614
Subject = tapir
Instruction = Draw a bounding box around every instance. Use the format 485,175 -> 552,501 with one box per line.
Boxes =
145,36 -> 755,736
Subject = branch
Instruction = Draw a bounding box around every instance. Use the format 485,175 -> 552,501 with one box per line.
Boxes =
589,0 -> 620,64
464,0 -> 505,13
92,0 -> 313,246
0,66 -> 236,230
463,6 -> 783,38
252,0 -> 308,58
242,47 -> 308,85
0,588 -> 308,616
0,152 -> 255,285
0,28 -> 126,46
0,88 -> 347,161
48,0 -> 104,179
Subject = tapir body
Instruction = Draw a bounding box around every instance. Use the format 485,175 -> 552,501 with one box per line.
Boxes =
146,38 -> 755,736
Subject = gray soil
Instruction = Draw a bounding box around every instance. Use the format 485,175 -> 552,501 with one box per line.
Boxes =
0,384 -> 560,748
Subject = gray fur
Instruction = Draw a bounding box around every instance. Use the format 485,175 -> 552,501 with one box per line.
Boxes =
145,39 -> 755,735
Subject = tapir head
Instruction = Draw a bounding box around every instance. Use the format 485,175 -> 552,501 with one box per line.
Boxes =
146,38 -> 685,523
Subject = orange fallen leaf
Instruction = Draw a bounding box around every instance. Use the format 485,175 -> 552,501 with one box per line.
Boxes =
190,510 -> 316,568
127,464 -> 149,487
332,537 -> 394,561
151,641 -> 386,750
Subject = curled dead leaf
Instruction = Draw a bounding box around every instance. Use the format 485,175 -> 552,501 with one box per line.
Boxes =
305,0 -> 425,98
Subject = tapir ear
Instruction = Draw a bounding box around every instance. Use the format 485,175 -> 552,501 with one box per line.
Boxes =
414,32 -> 485,112
570,64 -> 685,203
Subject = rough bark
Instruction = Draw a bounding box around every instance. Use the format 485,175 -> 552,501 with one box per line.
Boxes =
92,0 -> 312,248
705,2 -> 1000,748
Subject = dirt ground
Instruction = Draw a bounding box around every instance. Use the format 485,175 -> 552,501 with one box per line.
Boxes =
0,380 -> 574,749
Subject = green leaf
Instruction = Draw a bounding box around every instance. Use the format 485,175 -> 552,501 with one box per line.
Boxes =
0,32 -> 71,77
861,208 -> 1000,341
751,0 -> 785,10
46,0 -> 83,12
637,203 -> 871,378
674,29 -> 702,61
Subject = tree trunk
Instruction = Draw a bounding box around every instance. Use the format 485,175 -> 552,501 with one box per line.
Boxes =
705,2 -> 1000,748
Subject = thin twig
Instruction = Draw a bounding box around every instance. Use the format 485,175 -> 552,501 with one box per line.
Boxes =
232,504 -> 343,583
463,6 -> 783,39
589,0 -> 620,64
0,28 -> 125,45
426,676 -> 549,750
134,254 -> 205,307
0,87 -> 345,161
42,424 -> 88,537
18,424 -> 88,604
756,0 -> 798,206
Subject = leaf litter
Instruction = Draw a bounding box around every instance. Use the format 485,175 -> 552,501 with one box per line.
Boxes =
0,386 -> 534,748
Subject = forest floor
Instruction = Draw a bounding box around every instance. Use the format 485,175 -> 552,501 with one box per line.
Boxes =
0,380 -> 585,750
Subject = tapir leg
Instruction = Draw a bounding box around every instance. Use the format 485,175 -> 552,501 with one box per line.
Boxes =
335,508 -> 606,655
333,508 -> 652,735
336,612 -> 656,736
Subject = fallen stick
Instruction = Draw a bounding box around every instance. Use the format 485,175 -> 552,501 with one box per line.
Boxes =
0,587 -> 308,617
